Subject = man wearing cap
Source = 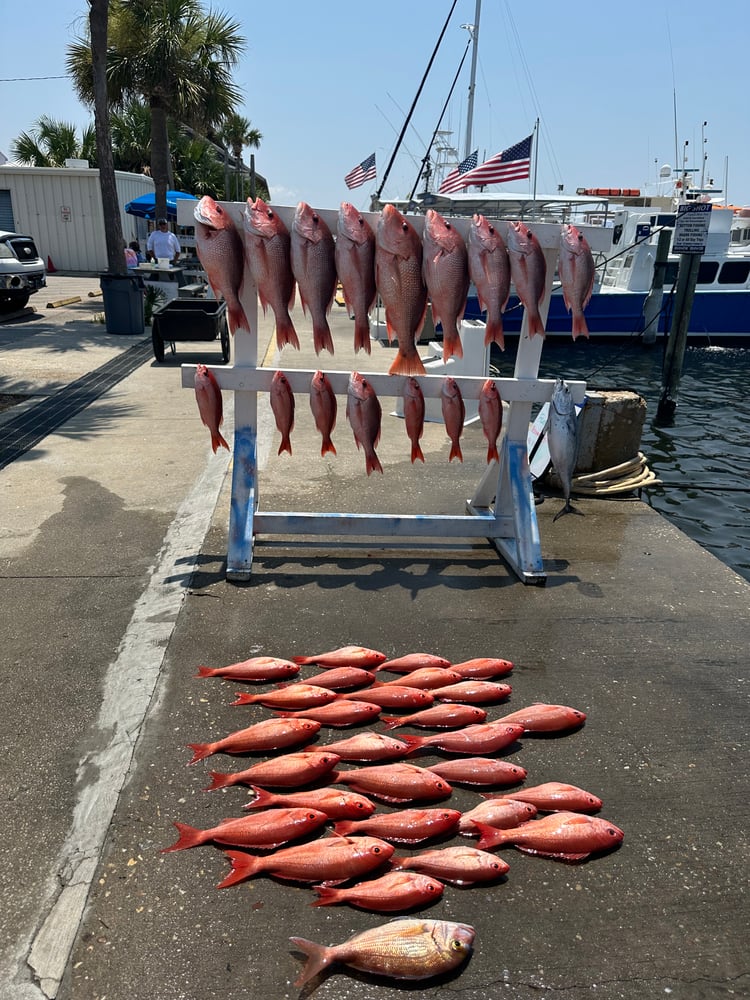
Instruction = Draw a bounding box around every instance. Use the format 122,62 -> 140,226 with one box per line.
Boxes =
146,218 -> 181,264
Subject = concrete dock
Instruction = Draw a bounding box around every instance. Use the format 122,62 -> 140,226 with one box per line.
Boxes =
0,276 -> 747,1000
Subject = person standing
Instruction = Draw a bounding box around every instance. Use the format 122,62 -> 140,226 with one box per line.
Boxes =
146,218 -> 181,264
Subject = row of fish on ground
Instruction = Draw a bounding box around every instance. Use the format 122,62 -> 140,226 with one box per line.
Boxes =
194,195 -> 596,376
163,644 -> 624,988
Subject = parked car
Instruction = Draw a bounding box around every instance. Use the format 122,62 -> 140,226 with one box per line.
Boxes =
0,230 -> 46,312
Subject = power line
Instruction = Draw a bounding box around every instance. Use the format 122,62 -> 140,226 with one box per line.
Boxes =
0,75 -> 67,82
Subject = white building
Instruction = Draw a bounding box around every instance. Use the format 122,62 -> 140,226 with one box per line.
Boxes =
0,163 -> 154,272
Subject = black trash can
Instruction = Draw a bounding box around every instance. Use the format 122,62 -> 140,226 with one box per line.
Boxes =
100,273 -> 145,335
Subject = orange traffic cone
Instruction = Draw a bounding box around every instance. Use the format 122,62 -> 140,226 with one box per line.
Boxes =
47,256 -> 56,273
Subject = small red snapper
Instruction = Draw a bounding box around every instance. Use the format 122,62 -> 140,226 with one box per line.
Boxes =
459,796 -> 538,834
272,699 -> 382,727
478,378 -> 503,463
427,758 -> 526,788
318,732 -> 410,762
196,655 -> 299,683
194,364 -> 229,453
205,749 -> 341,790
430,680 -> 512,704
377,652 -> 452,672
559,223 -> 595,339
377,666 -> 461,689
467,214 -> 511,349
506,220 -> 547,337
390,845 -> 509,886
186,717 -> 321,765
497,703 -> 587,733
193,196 -> 249,334
335,202 -> 377,353
375,205 -> 428,375
242,196 -> 299,349
292,645 -> 386,667
474,810 -> 623,861
422,209 -> 469,361
333,807 -> 461,844
346,371 -> 383,475
502,782 -> 602,812
331,762 -> 453,803
290,665 -> 374,690
290,202 -> 337,354
402,376 -> 425,463
341,685 -> 433,709
441,376 -> 465,462
399,721 -> 524,757
242,785 -> 377,819
231,682 -> 337,709
309,370 -> 337,456
270,370 -> 294,455
310,871 -> 445,913
161,807 -> 327,853
381,704 -> 487,730
451,657 -> 514,679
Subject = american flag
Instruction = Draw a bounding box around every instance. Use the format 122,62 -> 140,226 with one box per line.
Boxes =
344,152 -> 377,190
448,135 -> 533,190
438,150 -> 478,194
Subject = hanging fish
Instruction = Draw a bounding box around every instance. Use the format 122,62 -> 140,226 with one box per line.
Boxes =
290,201 -> 337,354
422,208 -> 469,361
309,370 -> 337,456
335,202 -> 377,353
270,370 -> 294,456
346,371 -> 383,475
193,195 -> 249,334
242,196 -> 299,349
467,213 -> 511,349
403,376 -> 426,464
441,377 -> 465,462
194,364 -> 229,453
478,378 -> 503,463
559,223 -> 596,339
375,204 -> 428,376
506,220 -> 546,337
546,377 -> 580,521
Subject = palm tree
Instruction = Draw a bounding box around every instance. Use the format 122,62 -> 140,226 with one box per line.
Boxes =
219,113 -> 262,200
66,0 -> 245,222
11,115 -> 97,168
110,99 -> 153,174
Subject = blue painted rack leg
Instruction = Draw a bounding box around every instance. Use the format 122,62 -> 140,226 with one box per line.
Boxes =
227,423 -> 257,580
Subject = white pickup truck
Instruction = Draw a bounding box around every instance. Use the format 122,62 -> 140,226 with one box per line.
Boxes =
0,230 -> 46,312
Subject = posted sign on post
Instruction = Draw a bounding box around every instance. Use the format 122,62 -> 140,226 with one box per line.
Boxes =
673,202 -> 712,254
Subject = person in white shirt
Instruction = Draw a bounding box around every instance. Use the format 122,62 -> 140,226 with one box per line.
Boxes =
146,218 -> 181,263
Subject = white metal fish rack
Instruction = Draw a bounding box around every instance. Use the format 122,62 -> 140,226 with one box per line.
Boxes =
178,203 -> 606,585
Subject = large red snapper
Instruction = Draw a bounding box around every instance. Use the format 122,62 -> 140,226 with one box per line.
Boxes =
430,679 -> 512,703
193,196 -> 249,334
270,369 -> 294,456
467,214 -> 511,348
242,196 -> 299,349
341,684 -> 433,709
506,220 -> 547,337
559,223 -> 596,339
441,376 -> 465,462
346,371 -> 383,475
286,665 -> 374,690
193,364 -> 229,453
474,810 -> 623,861
497,703 -> 587,733
310,871 -> 445,913
309,369 -> 337,456
402,376 -> 425,463
290,917 -> 474,985
422,209 -> 469,360
161,807 -> 327,853
335,202 -> 377,353
290,201 -> 337,354
377,666 -> 461,689
478,378 -> 503,463
375,205 -> 428,375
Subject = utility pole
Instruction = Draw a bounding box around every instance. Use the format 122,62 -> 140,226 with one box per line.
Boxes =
641,227 -> 672,346
656,251 -> 701,422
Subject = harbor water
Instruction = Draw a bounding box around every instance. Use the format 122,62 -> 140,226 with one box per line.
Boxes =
493,337 -> 750,584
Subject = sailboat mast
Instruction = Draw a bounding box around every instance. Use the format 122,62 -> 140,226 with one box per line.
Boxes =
463,0 -> 481,159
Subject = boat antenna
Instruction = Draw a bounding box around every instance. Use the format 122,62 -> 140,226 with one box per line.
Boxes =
406,35 -> 472,202
374,0 -> 459,201
532,117 -> 539,201
462,0 -> 482,159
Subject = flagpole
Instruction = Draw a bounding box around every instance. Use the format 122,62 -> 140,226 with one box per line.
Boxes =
462,0 -> 482,160
532,118 -> 539,202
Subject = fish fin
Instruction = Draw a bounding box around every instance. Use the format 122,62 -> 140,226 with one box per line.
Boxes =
309,886 -> 342,907
571,314 -> 589,340
411,442 -> 425,464
389,855 -> 408,869
320,438 -> 337,457
241,785 -> 274,810
185,742 -> 214,765
388,350 -> 427,377
228,303 -> 250,335
230,692 -> 255,705
397,734 -> 426,756
487,444 -> 500,464
161,821 -> 207,853
354,317 -> 372,354
527,311 -> 546,337
515,846 -> 590,862
216,849 -> 260,889
196,666 -> 216,678
210,430 -> 230,454
484,320 -> 505,351
289,936 -> 336,987
204,771 -> 235,791
331,821 -> 354,836
365,452 -> 384,476
385,317 -> 396,344
292,655 -> 314,664
442,331 -> 463,361
380,715 -> 403,730
474,822 -> 507,851
552,500 -> 583,523
275,315 -> 301,350
313,323 -> 335,355
277,435 -> 293,456
448,441 -> 463,463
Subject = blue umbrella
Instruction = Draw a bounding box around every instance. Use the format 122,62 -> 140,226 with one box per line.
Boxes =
124,190 -> 198,220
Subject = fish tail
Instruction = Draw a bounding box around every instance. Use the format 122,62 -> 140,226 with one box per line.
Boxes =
487,444 -> 500,464
160,821 -> 207,853
290,936 -> 336,987
398,733 -> 426,755
230,692 -> 255,706
527,310 -> 546,337
449,441 -> 463,463
389,854 -> 408,870
320,437 -> 337,457
365,450 -> 384,476
210,430 -> 230,454
380,715 -> 403,729
331,820 -> 355,836
216,849 -> 261,889
228,303 -> 250,335
474,822 -> 508,851
388,350 -> 426,377
313,323 -> 335,356
309,886 -> 343,907
275,314 -> 300,350
354,317 -> 372,354
241,785 -> 275,810
553,499 -> 581,522
277,434 -> 293,456
443,330 -> 463,361
292,655 -> 313,664
185,742 -> 214,765
203,771 -> 236,791
196,666 -> 216,678
571,313 -> 589,340
411,442 -> 425,464
484,319 -> 505,350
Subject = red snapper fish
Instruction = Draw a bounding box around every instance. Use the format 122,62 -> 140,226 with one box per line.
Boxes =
402,376 -> 425,463
333,807 -> 461,844
290,201 -> 337,354
335,202 -> 377,353
219,834 -> 393,889
272,699 -> 382,727
186,717 -> 320,764
317,732 -> 410,762
346,371 -> 383,475
290,918 -> 474,986
331,762 -> 452,803
377,666 -> 462,689
231,683 -> 337,710
399,721 -> 524,757
451,657 -> 514,679
196,655 -> 299,683
502,782 -> 603,812
375,204 -> 428,375
242,785 -> 376,819
310,871 -> 444,912
341,685 -> 433,710
381,703 -> 487,730
377,652 -> 453,672
205,749 -> 341,791
269,370 -> 294,456
559,223 -> 596,339
430,680 -> 513,704
426,758 -> 526,788
161,807 -> 327,853
390,845 -> 509,886
506,220 -> 547,337
292,645 -> 386,667
496,703 -> 587,733
421,208 -> 469,361
309,370 -> 337,457
242,196 -> 299,349
441,376 -> 465,462
193,196 -> 248,334
467,213 -> 511,348
474,810 -> 624,861
478,378 -> 503,463
289,665 -> 375,690
194,364 -> 229,453
459,796 -> 538,834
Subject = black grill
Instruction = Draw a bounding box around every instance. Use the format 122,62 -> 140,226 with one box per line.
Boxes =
5,236 -> 40,262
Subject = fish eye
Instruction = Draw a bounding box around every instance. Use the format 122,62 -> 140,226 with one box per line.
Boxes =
450,939 -> 465,952
607,827 -> 618,837
488,225 -> 495,234
373,846 -> 382,854
266,209 -> 274,219
356,802 -> 368,811
401,222 -> 408,232
312,213 -> 319,223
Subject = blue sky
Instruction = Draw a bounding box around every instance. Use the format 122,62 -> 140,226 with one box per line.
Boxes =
2,0 -> 749,211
